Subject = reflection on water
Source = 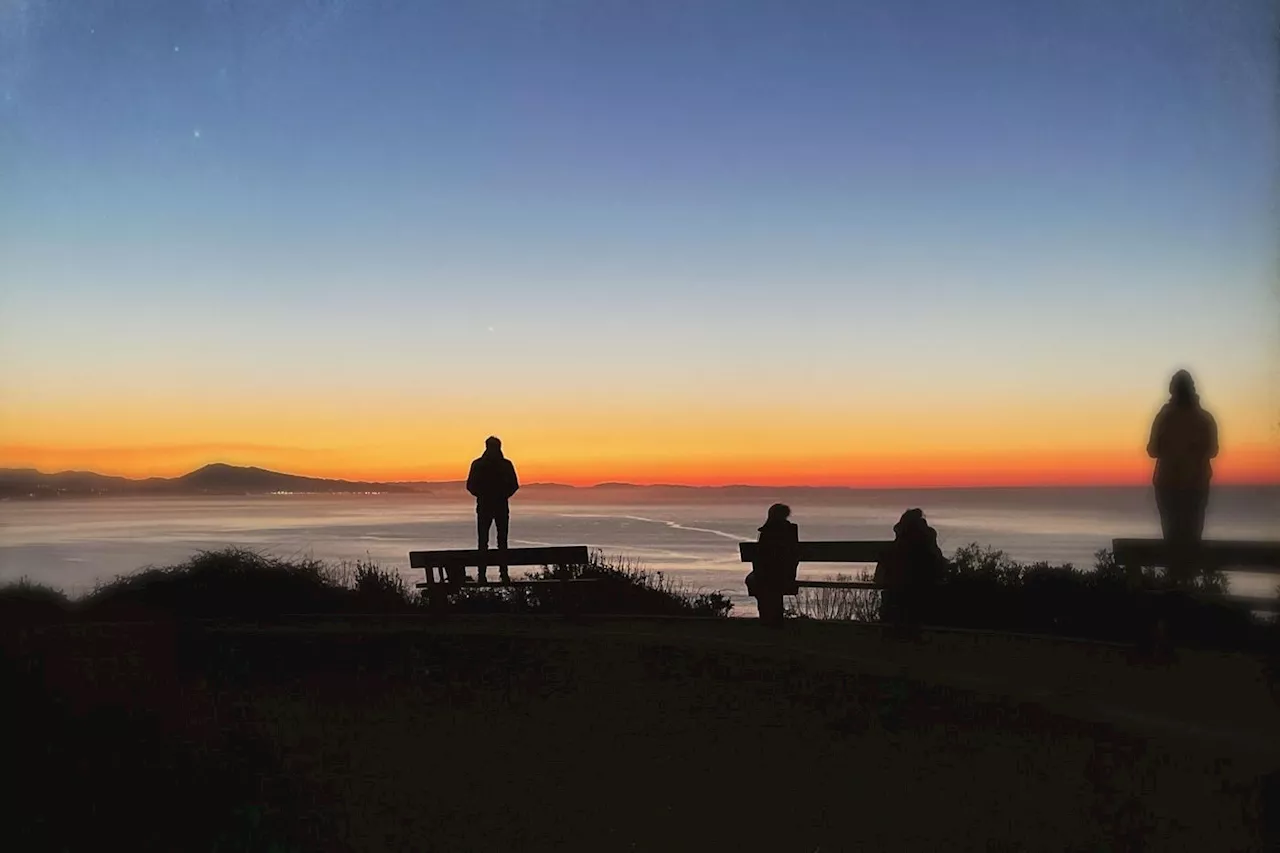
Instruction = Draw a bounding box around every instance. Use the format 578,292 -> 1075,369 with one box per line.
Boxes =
1,488 -> 1276,611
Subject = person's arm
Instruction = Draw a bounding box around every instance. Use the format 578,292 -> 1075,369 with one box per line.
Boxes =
1146,408 -> 1166,459
506,461 -> 520,498
1206,413 -> 1220,460
466,461 -> 480,497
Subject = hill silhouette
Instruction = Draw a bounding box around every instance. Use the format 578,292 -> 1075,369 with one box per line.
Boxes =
6,463 -> 1275,502
0,463 -> 422,499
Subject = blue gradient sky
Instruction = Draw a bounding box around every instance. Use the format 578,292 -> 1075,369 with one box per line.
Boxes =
1,0 -> 1277,484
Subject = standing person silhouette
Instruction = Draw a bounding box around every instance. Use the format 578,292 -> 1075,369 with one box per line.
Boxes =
1147,370 -> 1219,584
467,436 -> 520,583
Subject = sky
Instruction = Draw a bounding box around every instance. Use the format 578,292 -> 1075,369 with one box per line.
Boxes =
1,0 -> 1277,487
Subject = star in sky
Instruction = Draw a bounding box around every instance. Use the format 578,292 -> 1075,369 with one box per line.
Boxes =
192,128 -> 201,139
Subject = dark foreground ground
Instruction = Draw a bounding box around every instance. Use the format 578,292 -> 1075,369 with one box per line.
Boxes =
5,616 -> 1279,852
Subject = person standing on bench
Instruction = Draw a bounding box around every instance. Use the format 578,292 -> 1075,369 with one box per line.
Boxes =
467,436 -> 520,583
1147,369 -> 1219,584
746,503 -> 799,627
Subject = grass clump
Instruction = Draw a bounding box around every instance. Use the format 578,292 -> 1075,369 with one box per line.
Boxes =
790,571 -> 879,621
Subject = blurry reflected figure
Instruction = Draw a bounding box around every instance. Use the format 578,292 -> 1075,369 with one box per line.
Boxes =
1147,370 -> 1218,584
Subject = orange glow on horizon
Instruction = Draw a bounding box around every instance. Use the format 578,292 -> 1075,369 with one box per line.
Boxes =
3,443 -> 1276,488
4,385 -> 1276,488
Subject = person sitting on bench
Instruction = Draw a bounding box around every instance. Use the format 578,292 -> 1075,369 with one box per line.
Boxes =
745,503 -> 800,627
875,508 -> 946,628
466,436 -> 520,583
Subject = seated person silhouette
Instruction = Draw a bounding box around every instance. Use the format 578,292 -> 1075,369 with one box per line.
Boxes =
745,503 -> 799,627
874,508 -> 947,628
1147,369 -> 1219,584
466,436 -> 520,583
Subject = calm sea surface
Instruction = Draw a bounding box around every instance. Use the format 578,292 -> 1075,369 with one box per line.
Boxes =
2,487 -> 1276,614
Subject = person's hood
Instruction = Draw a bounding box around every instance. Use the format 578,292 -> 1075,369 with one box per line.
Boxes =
893,509 -> 927,538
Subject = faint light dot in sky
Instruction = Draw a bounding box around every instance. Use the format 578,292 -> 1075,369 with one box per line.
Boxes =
487,326 -> 495,333
193,129 -> 201,139
174,45 -> 180,53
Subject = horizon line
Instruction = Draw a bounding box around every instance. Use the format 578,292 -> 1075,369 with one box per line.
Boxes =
4,462 -> 1278,491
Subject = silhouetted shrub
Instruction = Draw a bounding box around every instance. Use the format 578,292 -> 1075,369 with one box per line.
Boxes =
792,545 -> 1265,650
935,545 -> 1255,647
445,551 -> 734,617
0,577 -> 71,627
12,548 -> 730,622
81,548 -> 353,621
352,559 -> 414,608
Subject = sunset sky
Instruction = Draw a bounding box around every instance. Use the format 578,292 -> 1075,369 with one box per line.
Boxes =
2,0 -> 1277,487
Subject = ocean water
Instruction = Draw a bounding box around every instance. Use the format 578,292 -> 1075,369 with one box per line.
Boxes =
1,487 -> 1276,614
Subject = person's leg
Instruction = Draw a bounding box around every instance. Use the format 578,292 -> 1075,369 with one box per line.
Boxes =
477,511 -> 492,583
1173,490 -> 1208,585
1190,488 -> 1208,544
1158,488 -> 1191,585
1183,487 -> 1210,585
758,593 -> 782,627
496,510 -> 510,582
1155,487 -> 1175,542
879,589 -> 899,626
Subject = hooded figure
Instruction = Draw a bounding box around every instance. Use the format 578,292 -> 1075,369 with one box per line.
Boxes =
874,508 -> 947,627
746,503 -> 799,627
466,436 -> 520,583
1147,370 -> 1218,582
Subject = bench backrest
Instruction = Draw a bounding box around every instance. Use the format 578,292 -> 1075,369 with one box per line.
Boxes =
1111,539 -> 1280,573
410,546 -> 590,569
739,541 -> 892,563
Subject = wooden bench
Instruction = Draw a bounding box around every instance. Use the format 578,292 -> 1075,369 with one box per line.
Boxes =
410,546 -> 599,614
738,541 -> 892,590
1112,539 -> 1280,612
411,546 -> 592,588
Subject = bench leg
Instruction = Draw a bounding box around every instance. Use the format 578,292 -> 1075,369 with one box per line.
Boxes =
422,566 -> 452,614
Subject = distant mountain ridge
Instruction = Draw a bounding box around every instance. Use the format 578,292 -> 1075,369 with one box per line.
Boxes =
3,463 -> 1264,501
0,463 -> 426,499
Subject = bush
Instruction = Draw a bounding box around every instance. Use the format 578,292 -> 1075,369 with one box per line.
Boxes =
0,578 -> 71,627
352,559 -> 414,608
81,548 -> 353,621
790,544 -> 1265,651
444,551 -> 734,617
5,548 -> 731,623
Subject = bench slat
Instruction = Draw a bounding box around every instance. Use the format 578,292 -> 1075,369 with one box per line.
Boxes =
1111,539 -> 1280,573
739,541 -> 891,563
409,546 -> 590,569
